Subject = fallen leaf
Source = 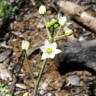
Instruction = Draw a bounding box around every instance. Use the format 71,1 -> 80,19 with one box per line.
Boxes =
0,48 -> 12,62
23,92 -> 29,96
16,83 -> 28,89
0,63 -> 12,81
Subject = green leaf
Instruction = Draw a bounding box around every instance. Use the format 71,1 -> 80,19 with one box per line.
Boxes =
0,0 -> 7,17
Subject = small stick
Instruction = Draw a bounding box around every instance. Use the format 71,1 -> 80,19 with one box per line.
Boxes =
56,0 -> 96,33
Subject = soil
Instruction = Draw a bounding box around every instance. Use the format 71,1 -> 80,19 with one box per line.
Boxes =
0,0 -> 96,96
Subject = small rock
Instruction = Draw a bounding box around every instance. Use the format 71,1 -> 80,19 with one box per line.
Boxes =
45,92 -> 53,96
0,63 -> 12,81
44,92 -> 54,96
40,80 -> 49,95
0,48 -> 12,62
41,82 -> 49,90
23,92 -> 29,96
67,75 -> 80,86
37,18 -> 44,29
16,83 -> 28,89
78,36 -> 85,41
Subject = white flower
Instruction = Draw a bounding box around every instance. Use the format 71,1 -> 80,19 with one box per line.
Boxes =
21,40 -> 30,51
40,40 -> 61,60
39,5 -> 46,15
58,15 -> 67,26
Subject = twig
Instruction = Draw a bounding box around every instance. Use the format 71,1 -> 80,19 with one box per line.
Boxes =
24,52 -> 36,86
10,52 -> 24,95
56,0 -> 96,33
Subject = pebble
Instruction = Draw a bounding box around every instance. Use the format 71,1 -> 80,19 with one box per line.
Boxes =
67,75 -> 80,86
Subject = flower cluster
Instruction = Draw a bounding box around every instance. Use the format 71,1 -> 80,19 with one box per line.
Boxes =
58,14 -> 73,36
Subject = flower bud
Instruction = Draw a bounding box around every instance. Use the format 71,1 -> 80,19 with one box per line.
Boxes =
21,40 -> 30,51
64,27 -> 73,36
58,16 -> 67,26
39,5 -> 46,15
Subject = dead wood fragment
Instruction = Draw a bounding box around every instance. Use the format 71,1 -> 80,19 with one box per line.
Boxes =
0,48 -> 12,62
55,39 -> 96,74
56,0 -> 96,33
0,63 -> 12,81
10,53 -> 25,95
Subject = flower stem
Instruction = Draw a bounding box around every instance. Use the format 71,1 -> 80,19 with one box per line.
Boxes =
43,17 -> 52,42
54,35 -> 66,41
34,59 -> 48,96
55,25 -> 62,38
23,51 -> 35,85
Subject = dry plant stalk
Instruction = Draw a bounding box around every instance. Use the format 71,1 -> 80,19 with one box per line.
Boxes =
56,0 -> 96,32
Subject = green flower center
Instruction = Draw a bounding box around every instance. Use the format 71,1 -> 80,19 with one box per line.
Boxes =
46,48 -> 53,54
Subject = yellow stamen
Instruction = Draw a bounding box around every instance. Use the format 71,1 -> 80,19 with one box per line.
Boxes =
46,48 -> 53,54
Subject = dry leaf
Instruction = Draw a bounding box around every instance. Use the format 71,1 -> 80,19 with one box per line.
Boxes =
16,83 -> 27,89
0,63 -> 12,81
0,49 -> 12,62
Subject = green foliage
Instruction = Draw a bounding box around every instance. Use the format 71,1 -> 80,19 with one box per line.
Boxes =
0,0 -> 19,18
35,0 -> 44,8
0,0 -> 27,18
0,82 -> 12,96
0,0 -> 7,18
8,5 -> 18,16
7,0 -> 27,17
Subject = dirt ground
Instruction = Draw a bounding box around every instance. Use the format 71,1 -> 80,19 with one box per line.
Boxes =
0,0 -> 96,96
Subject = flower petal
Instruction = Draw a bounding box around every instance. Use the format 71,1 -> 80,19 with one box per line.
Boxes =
40,40 -> 50,52
49,53 -> 56,59
44,40 -> 50,46
40,46 -> 45,52
51,42 -> 57,49
54,49 -> 62,54
59,16 -> 67,26
41,53 -> 48,60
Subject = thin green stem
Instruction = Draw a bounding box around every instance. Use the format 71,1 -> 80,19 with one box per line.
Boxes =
34,59 -> 48,96
54,35 -> 66,41
23,51 -> 35,85
55,25 -> 62,38
43,17 -> 52,41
